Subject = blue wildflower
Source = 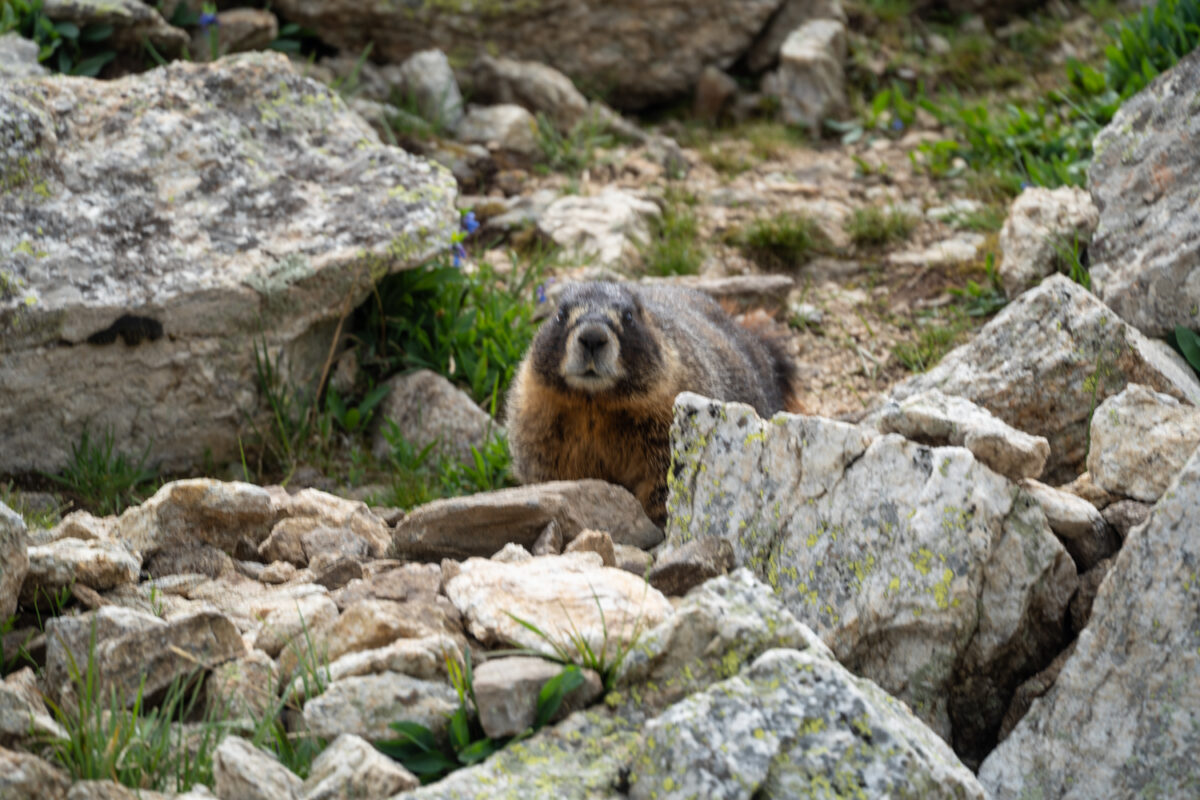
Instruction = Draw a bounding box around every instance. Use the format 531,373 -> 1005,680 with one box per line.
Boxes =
452,242 -> 467,268
198,11 -> 218,26
462,211 -> 479,234
890,118 -> 904,132
1020,181 -> 1032,190
536,283 -> 546,304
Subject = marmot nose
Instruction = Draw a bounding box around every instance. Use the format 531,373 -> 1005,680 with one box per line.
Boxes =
577,326 -> 609,357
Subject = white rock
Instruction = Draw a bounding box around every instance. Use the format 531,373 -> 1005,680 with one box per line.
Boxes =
0,33 -> 48,79
301,671 -> 458,742
998,186 -> 1099,298
538,189 -> 661,267
301,733 -> 418,800
250,591 -> 339,658
213,736 -> 301,800
21,538 -> 141,602
456,104 -> 540,157
395,49 -> 464,130
767,20 -> 847,132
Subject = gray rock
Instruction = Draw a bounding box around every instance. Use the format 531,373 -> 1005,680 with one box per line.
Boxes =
631,648 -> 985,800
189,8 -> 279,62
301,671 -> 459,742
879,389 -> 1051,481
537,189 -> 661,267
268,0 -> 784,110
213,736 -> 301,800
1068,557 -> 1111,635
45,606 -> 164,703
42,0 -> 188,57
665,394 -> 1076,762
1020,479 -> 1119,571
395,49 -> 464,131
473,656 -> 602,739
979,446 -> 1200,799
614,543 -> 653,576
998,186 -> 1099,298
65,781 -> 145,800
0,502 -> 28,621
1088,47 -> 1200,338
301,733 -> 418,800
890,275 -> 1200,479
997,641 -> 1075,743
745,0 -> 847,72
0,54 -> 457,476
114,480 -> 278,560
531,520 -> 563,556
251,592 -> 338,658
0,746 -> 71,800
562,528 -> 616,566
456,104 -> 539,157
640,274 -> 796,314
369,369 -> 498,465
471,55 -> 590,132
206,649 -> 278,720
0,668 -> 66,747
648,537 -> 735,596
1087,383 -> 1200,502
765,20 -> 847,133
0,33 -> 47,80
1101,498 -> 1152,539
21,538 -> 141,603
392,479 -> 663,561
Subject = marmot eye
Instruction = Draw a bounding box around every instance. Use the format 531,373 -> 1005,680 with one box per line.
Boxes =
623,310 -> 634,324
556,309 -> 566,324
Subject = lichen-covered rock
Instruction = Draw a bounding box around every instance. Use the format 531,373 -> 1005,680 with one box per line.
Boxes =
979,446 -> 1200,799
889,275 -> 1200,479
369,369 -> 499,465
665,394 -> 1077,762
764,19 -> 847,133
0,33 -> 47,80
301,671 -> 458,742
1088,48 -> 1200,338
998,186 -> 1099,298
537,189 -> 661,267
630,648 -> 985,800
0,53 -> 457,476
21,537 -> 141,602
213,736 -> 301,800
301,733 -> 418,800
42,0 -> 188,56
1086,383 -> 1200,503
0,502 -> 28,620
269,0 -> 783,110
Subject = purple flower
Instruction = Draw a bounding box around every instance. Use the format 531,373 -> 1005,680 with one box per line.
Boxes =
1020,181 -> 1032,190
890,118 -> 904,132
462,211 -> 479,234
536,283 -> 547,304
452,242 -> 467,268
198,11 -> 218,26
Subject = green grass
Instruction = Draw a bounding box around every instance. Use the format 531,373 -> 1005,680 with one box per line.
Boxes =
728,212 -> 831,270
534,111 -> 614,176
41,430 -> 157,517
845,206 -> 918,248
891,309 -> 972,373
0,480 -> 60,529
639,188 -> 704,276
375,425 -> 514,510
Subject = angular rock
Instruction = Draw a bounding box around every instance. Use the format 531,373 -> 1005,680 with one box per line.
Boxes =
310,554 -> 362,590
269,0 -> 783,110
1021,479 -> 1118,571
42,0 -> 188,57
331,563 -> 441,608
0,746 -> 71,800
396,49 -> 464,131
890,275 -> 1200,479
998,186 -> 1099,298
213,736 -> 301,800
631,648 -> 985,800
41,510 -> 114,544
642,274 -> 796,314
301,733 -> 418,800
979,447 -> 1200,798
537,189 -> 661,267
879,389 -> 1051,481
470,55 -> 589,132
666,394 -> 1077,762
314,633 -> 460,688
21,538 -> 140,603
206,649 -> 278,720
562,528 -> 615,567
251,592 -> 339,658
1058,471 -> 1114,509
445,554 -> 673,662
745,0 -> 847,72
1087,383 -> 1200,502
0,54 -> 456,476
614,543 -> 653,576
0,668 -> 66,747
0,502 -> 28,621
65,781 -> 145,800
0,32 -> 47,79
190,8 -> 278,61
473,656 -> 603,739
1088,48 -> 1200,338
369,369 -> 498,465
393,480 -> 663,560
647,537 -> 735,597
1101,498 -> 1152,540
491,542 -> 533,563
766,20 -> 847,132
143,543 -> 232,579
45,606 -> 164,703
531,519 -> 564,556
301,671 -> 458,742
456,104 -> 539,157
114,480 -> 277,559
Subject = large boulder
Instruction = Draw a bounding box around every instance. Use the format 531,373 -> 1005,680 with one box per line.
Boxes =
889,275 -> 1200,480
979,445 -> 1200,798
664,393 -> 1077,764
1088,48 -> 1200,338
268,0 -> 785,110
0,53 -> 457,476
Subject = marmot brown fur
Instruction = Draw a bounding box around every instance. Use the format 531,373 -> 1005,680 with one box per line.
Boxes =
506,281 -> 794,525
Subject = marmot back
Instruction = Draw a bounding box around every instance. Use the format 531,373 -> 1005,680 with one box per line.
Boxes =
506,281 -> 794,525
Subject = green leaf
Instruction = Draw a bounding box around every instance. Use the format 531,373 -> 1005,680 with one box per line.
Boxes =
385,720 -> 438,752
457,737 -> 497,765
1170,326 -> 1200,373
269,39 -> 302,52
534,665 -> 585,729
71,50 -> 115,76
54,21 -> 79,39
448,705 -> 471,752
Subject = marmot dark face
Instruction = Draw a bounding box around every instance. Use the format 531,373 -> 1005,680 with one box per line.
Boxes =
530,282 -> 663,397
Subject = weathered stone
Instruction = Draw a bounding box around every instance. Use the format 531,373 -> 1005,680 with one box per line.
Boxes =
0,33 -> 48,80
631,648 -> 985,800
331,563 -> 441,608
301,733 -> 418,800
113,480 -> 277,559
190,8 -> 278,61
693,65 -> 739,122
531,520 -> 563,556
614,543 -> 653,576
310,554 -> 362,590
641,274 -> 796,314
1088,48 -> 1200,338
21,538 -> 140,603
312,634 -> 460,688
213,736 -> 301,800
537,189 -> 661,267
0,746 -> 71,800
65,781 -> 145,800
470,55 -> 589,132
251,592 -> 338,658
0,667 -> 66,747
206,649 -> 278,720
0,54 -> 457,476
979,446 -> 1200,799
393,480 -> 663,560
42,0 -> 187,56
648,537 -> 735,597
268,0 -> 782,110
879,389 -> 1050,481
1021,479 -> 1119,571
369,369 -> 498,465
745,0 -> 847,72
396,49 -> 464,131
0,502 -> 28,621
1101,498 -> 1152,539
890,275 -> 1200,479
666,394 -> 1076,762
563,528 -> 615,566
1069,557 -> 1111,635
445,553 -> 673,661
1087,383 -> 1200,502
765,20 -> 847,133
491,542 -> 533,563
143,543 -> 232,579
301,671 -> 458,742
998,186 -> 1099,298
474,656 -> 603,739
45,606 -> 163,703
1058,471 -> 1114,509
455,104 -> 539,157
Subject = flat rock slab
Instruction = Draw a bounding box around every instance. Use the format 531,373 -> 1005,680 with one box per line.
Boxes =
889,275 -> 1200,479
0,52 -> 456,475
392,479 -> 663,560
979,446 -> 1200,798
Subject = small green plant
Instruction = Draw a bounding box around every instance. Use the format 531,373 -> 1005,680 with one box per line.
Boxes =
0,480 -> 61,529
639,188 -> 704,276
948,253 -> 1008,317
42,429 -> 156,516
1,0 -> 117,75
324,383 -> 390,435
534,111 -> 614,176
728,212 -> 831,270
377,424 -> 514,509
1050,234 -> 1092,289
1,614 -> 35,674
891,310 -> 970,373
247,340 -> 319,479
845,206 -> 918,248
1105,0 -> 1200,98
1168,326 -> 1200,377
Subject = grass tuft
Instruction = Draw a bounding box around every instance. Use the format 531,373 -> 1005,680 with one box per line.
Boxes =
845,206 -> 918,248
728,212 -> 831,270
41,429 -> 156,517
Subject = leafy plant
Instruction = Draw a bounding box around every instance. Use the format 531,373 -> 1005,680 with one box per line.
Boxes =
42,429 -> 156,516
1168,326 -> 1200,377
324,382 -> 390,435
639,187 -> 704,276
0,480 -> 61,529
891,309 -> 970,373
377,424 -> 513,509
1105,0 -> 1200,98
1,0 -> 117,76
845,206 -> 918,248
728,212 -> 831,270
1,614 -> 35,674
948,253 -> 1008,317
246,340 -> 320,479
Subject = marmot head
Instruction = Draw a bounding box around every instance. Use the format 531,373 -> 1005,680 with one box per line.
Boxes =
530,282 -> 662,396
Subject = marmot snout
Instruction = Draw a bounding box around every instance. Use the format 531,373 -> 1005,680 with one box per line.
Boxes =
506,281 -> 794,525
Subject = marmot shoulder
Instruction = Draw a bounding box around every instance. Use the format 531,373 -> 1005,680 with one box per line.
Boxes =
505,281 -> 794,525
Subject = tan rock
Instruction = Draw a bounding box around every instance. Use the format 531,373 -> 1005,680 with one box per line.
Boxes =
213,736 -> 301,800
22,538 -> 140,602
564,529 -> 616,567
301,733 -> 419,799
301,672 -> 458,742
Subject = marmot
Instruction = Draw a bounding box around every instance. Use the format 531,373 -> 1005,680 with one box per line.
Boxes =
506,281 -> 794,525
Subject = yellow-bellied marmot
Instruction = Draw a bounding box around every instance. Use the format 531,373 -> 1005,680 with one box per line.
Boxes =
506,282 -> 794,525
